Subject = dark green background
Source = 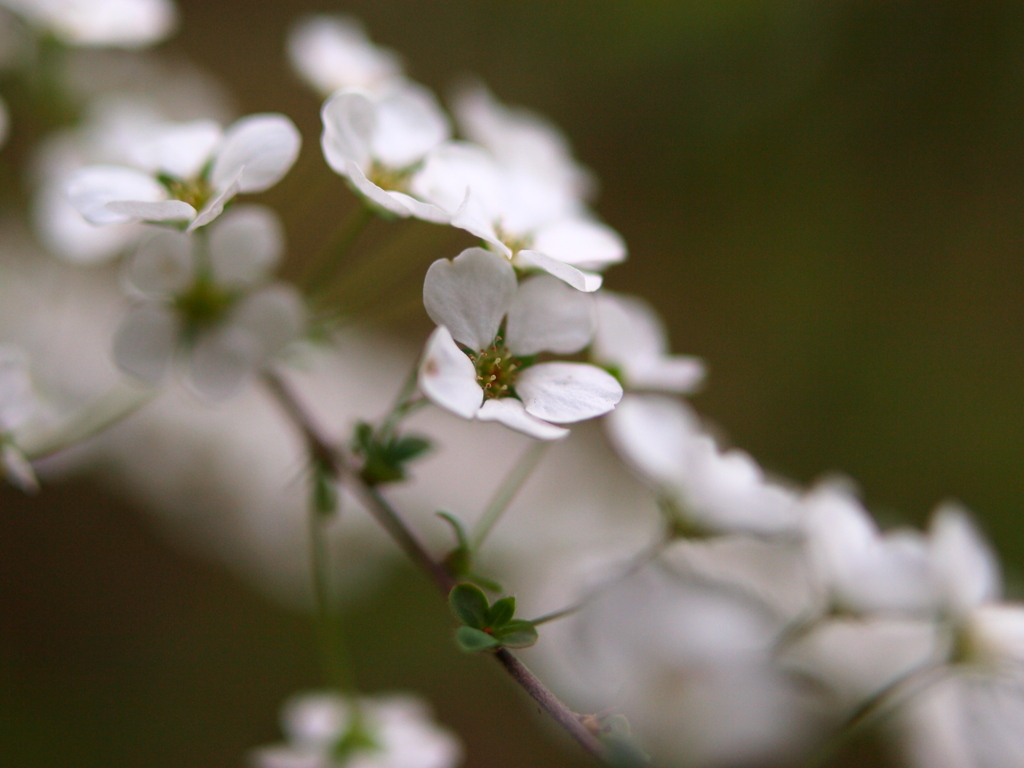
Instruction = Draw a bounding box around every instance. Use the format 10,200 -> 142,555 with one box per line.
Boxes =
5,1 -> 1024,766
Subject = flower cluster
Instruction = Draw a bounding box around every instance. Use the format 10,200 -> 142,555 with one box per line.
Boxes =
1,5 -> 1022,768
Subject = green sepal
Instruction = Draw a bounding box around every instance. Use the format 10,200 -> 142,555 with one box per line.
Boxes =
455,626 -> 500,653
468,572 -> 503,593
390,435 -> 431,462
489,596 -> 516,628
492,619 -> 538,649
448,583 -> 491,630
312,463 -> 338,515
599,714 -> 651,768
352,421 -> 432,486
437,511 -> 470,550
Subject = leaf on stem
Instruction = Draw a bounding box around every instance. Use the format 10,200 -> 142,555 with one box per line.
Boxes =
449,583 -> 491,630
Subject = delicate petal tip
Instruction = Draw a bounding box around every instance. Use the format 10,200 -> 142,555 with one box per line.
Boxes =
66,165 -> 173,225
287,14 -> 404,95
212,114 -> 302,194
514,249 -> 602,292
930,503 -> 1002,612
516,362 -> 623,424
505,275 -> 595,357
422,248 -> 516,350
476,398 -> 569,440
418,327 -> 483,420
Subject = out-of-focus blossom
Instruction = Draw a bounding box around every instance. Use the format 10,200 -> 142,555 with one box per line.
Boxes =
412,142 -> 624,292
418,247 -> 620,440
0,0 -> 177,49
67,113 -> 300,231
562,567 -> 822,768
802,484 -> 937,616
320,82 -> 452,222
288,15 -> 403,97
113,205 -> 305,398
0,344 -> 39,490
251,691 -> 462,768
451,79 -> 596,203
606,394 -> 801,535
592,291 -> 705,393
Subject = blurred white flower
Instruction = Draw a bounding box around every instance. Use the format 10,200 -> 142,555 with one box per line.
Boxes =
412,142 -> 624,292
320,82 -> 453,222
251,691 -> 462,768
0,0 -> 177,48
606,394 -> 801,535
592,291 -> 705,393
418,247 -> 621,440
112,205 -> 305,398
802,483 -> 938,616
0,344 -> 39,490
288,15 -> 403,97
451,79 -> 596,203
66,112 -> 300,231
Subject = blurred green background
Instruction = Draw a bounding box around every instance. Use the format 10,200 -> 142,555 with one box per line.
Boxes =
5,1 -> 1024,766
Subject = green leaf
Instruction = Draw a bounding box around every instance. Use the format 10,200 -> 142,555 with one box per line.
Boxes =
352,421 -> 374,453
389,435 -> 431,462
454,626 -> 499,653
436,511 -> 470,550
492,619 -> 538,649
489,596 -> 516,628
468,571 -> 503,593
449,583 -> 491,629
312,464 -> 337,515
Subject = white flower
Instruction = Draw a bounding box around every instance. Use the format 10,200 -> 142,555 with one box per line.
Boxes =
606,394 -> 801,535
0,344 -> 39,490
417,247 -> 622,440
288,15 -> 403,96
251,691 -> 462,768
320,82 -> 453,222
0,0 -> 177,48
451,79 -> 596,203
411,141 -> 625,292
802,483 -> 938,616
592,291 -> 705,393
113,205 -> 306,398
67,113 -> 300,232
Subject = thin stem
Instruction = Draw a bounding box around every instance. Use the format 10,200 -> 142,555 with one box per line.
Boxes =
261,370 -> 607,762
21,382 -> 156,461
470,442 -> 550,552
799,662 -> 945,768
301,203 -> 374,297
377,364 -> 423,440
307,497 -> 354,693
529,536 -> 668,626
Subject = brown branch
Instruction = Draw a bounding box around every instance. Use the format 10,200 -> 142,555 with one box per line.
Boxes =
262,370 -> 607,762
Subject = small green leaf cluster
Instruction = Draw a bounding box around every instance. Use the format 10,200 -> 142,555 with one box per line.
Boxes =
352,421 -> 431,485
448,583 -> 538,652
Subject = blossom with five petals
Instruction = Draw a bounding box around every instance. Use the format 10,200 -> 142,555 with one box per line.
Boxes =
113,205 -> 306,398
418,247 -> 622,440
67,113 -> 300,232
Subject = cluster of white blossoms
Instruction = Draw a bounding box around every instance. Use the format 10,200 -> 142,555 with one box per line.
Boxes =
3,5 -> 1024,768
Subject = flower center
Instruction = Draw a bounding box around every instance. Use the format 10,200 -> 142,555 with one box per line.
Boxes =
173,277 -> 235,339
493,223 -> 532,256
367,161 -> 413,193
158,173 -> 214,211
470,339 -> 521,400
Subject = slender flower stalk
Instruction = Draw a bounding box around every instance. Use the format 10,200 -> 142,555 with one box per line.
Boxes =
469,441 -> 550,552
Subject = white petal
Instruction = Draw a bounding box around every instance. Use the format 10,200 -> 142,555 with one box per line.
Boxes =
593,291 -> 671,366
2,443 -> 39,493
423,248 -> 515,350
411,141 -> 504,222
287,15 -> 404,95
188,326 -> 262,400
531,217 -> 627,270
105,198 -> 197,224
343,161 -> 420,218
514,249 -> 602,292
208,205 -> 285,286
604,393 -> 698,490
188,173 -> 241,231
112,302 -> 180,384
930,504 -> 1002,614
66,165 -> 176,225
30,0 -> 178,48
281,692 -> 350,748
516,362 -> 622,423
211,114 -> 302,194
628,356 -> 707,394
126,119 -> 222,179
370,81 -> 450,169
476,398 -> 568,441
0,345 -> 35,432
230,285 -> 307,358
321,90 -> 376,173
127,231 -> 195,296
417,327 -> 483,420
505,275 -> 595,356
